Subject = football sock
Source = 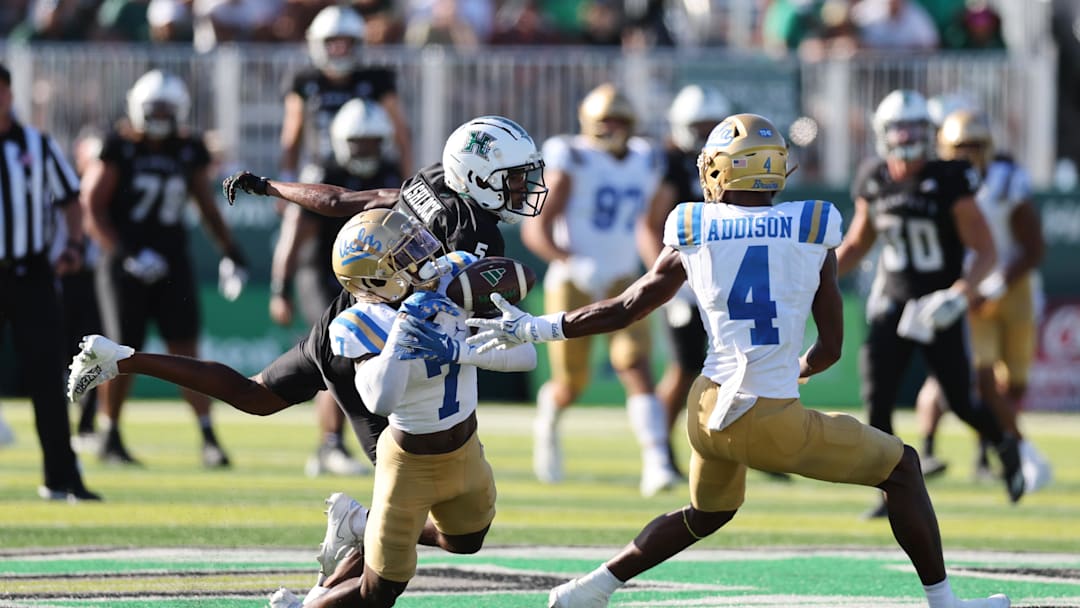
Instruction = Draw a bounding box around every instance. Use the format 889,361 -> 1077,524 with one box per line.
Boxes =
536,383 -> 562,429
923,577 -> 953,608
580,565 -> 623,595
627,394 -> 671,469
323,431 -> 343,450
923,434 -> 936,458
198,416 -> 219,444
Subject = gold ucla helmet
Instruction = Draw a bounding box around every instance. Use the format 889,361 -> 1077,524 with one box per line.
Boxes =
697,113 -> 787,201
331,209 -> 442,303
937,109 -> 993,171
578,83 -> 637,155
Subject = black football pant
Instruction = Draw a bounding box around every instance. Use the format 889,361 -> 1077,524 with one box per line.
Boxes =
0,256 -> 86,490
859,303 -> 1004,444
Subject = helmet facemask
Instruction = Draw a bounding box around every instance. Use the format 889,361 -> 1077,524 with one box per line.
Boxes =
474,160 -> 548,224
881,119 -> 932,161
342,136 -> 383,177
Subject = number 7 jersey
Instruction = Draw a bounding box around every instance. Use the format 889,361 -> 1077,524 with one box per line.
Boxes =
664,200 -> 842,399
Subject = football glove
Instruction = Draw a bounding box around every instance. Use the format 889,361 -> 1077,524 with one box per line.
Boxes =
222,171 -> 269,205
218,256 -> 248,302
122,248 -> 169,284
466,293 -> 565,353
393,316 -> 460,364
398,291 -> 461,320
919,288 -> 968,330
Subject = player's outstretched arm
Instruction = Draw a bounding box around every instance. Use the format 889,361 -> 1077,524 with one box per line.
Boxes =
222,171 -> 399,217
467,247 -> 685,351
799,250 -> 844,380
835,197 -> 877,277
119,354 -> 292,416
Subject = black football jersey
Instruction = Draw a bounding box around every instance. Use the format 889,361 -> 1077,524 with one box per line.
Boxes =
308,162 -> 503,418
662,146 -> 702,205
392,163 -> 505,259
100,131 -> 211,256
299,161 -> 403,274
852,158 -> 979,300
286,67 -> 396,166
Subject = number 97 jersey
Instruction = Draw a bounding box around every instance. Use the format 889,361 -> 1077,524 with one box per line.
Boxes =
664,200 -> 842,399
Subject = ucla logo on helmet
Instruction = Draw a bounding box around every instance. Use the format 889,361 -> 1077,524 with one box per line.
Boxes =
758,128 -> 773,137
338,227 -> 382,265
707,122 -> 735,147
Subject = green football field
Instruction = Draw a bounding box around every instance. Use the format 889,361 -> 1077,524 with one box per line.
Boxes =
0,400 -> 1077,607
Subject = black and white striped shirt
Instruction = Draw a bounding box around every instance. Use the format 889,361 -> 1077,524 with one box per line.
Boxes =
0,121 -> 79,262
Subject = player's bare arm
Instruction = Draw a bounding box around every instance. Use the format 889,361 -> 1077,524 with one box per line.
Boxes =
109,354 -> 292,416
835,196 -> 876,277
80,159 -> 123,254
279,92 -> 305,177
951,194 -> 996,301
636,181 -> 676,267
380,93 -> 413,177
521,169 -> 572,262
223,171 -> 399,216
799,250 -> 844,380
1005,199 -> 1045,285
54,194 -> 84,276
268,205 -> 319,325
563,247 -> 685,338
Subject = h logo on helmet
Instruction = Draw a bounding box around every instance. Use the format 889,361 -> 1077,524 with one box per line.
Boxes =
462,131 -> 496,159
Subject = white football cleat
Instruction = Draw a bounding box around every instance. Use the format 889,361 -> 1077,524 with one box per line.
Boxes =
305,445 -> 369,478
67,335 -> 134,403
316,492 -> 367,579
267,587 -> 303,608
640,465 -> 681,498
953,593 -> 1010,607
548,577 -> 612,608
1019,439 -> 1052,493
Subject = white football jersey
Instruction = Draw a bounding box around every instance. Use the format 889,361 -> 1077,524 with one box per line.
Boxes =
664,200 -> 843,401
329,302 -> 477,435
542,135 -> 663,288
976,159 -> 1031,269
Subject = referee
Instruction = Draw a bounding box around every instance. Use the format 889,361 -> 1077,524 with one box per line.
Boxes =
0,63 -> 100,501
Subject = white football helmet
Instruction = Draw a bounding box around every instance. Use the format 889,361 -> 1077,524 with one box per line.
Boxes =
331,99 -> 393,178
872,89 -> 934,161
306,5 -> 366,75
442,116 -> 548,225
127,70 -> 190,139
668,84 -> 732,153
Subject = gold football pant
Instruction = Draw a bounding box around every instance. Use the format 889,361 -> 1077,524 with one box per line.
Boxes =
544,277 -> 651,394
685,376 -> 904,512
969,274 -> 1036,387
364,430 -> 496,582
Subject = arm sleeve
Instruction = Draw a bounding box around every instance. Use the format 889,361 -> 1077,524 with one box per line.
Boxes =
353,323 -> 411,417
42,134 -> 80,204
458,342 -> 537,371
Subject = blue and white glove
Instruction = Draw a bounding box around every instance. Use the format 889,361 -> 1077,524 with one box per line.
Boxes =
123,248 -> 169,284
393,316 -> 460,364
466,293 -> 566,353
398,290 -> 461,320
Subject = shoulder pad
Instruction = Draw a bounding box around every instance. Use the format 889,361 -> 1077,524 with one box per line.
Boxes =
794,200 -> 842,248
664,202 -> 706,248
328,303 -> 394,358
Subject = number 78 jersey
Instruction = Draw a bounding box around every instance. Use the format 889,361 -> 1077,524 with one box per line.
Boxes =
664,200 -> 842,399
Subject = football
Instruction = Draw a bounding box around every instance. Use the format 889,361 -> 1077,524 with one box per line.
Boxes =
445,256 -> 537,318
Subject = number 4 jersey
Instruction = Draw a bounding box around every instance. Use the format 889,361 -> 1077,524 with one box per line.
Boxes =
852,158 -> 976,301
664,200 -> 842,399
101,131 -> 211,257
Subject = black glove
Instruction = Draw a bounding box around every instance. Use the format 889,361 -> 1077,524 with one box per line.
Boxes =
222,171 -> 269,205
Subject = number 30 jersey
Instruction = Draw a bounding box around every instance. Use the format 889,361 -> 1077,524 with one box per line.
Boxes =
852,158 -> 977,301
664,200 -> 842,399
101,131 -> 211,257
